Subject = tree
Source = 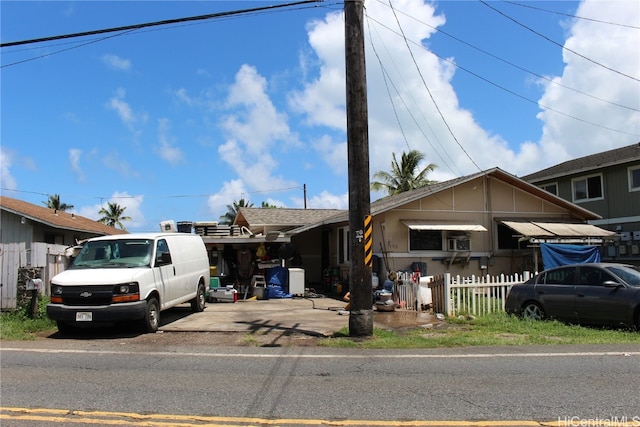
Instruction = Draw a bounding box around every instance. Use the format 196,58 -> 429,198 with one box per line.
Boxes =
43,194 -> 74,211
371,150 -> 437,195
260,201 -> 278,208
219,198 -> 253,225
98,202 -> 131,230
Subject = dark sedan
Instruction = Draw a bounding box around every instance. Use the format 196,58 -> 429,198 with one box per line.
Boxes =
505,263 -> 640,330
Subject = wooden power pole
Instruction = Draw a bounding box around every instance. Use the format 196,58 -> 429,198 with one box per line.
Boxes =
344,0 -> 373,336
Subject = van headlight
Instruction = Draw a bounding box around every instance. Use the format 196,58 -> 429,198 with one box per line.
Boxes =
50,284 -> 63,303
112,282 -> 140,303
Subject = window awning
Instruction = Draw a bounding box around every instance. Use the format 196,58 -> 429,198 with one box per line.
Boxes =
501,221 -> 616,239
401,220 -> 487,232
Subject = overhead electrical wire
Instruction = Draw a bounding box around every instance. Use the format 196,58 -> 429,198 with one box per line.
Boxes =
1,0 -> 327,68
479,0 -> 640,83
503,0 -> 640,30
368,14 -> 639,139
367,1 -> 640,138
388,0 -> 482,173
1,0 -> 322,48
365,12 -> 462,177
382,1 -> 637,113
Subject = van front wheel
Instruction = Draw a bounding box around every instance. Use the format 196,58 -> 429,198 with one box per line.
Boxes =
141,297 -> 160,333
191,283 -> 206,313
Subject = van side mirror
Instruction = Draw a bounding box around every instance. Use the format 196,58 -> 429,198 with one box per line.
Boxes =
156,252 -> 172,266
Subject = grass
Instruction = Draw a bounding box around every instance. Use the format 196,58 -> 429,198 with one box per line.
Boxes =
0,296 -> 56,340
318,312 -> 640,349
2,301 -> 638,348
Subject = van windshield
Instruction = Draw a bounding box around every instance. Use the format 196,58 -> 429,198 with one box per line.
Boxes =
71,239 -> 153,269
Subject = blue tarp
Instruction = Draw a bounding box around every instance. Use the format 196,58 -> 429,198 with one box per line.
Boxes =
266,285 -> 292,299
540,243 -> 601,269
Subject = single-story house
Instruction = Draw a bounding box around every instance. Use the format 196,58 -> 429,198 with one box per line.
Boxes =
230,168 -> 616,293
0,195 -> 126,310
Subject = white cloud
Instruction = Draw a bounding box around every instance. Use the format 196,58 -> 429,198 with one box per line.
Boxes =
304,190 -> 348,210
106,87 -> 147,135
103,152 -> 138,177
532,0 -> 640,170
69,149 -> 84,181
213,64 -> 300,203
101,54 -> 131,71
292,0 -> 639,185
0,146 -> 17,190
156,118 -> 185,166
78,192 -> 145,230
207,179 -> 248,220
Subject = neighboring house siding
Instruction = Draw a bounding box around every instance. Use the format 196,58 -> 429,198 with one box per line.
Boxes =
523,144 -> 640,265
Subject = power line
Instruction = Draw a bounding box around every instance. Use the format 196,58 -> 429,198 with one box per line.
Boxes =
381,1 -> 637,112
366,3 -> 640,138
479,0 -> 640,83
1,0 -> 322,48
387,0 -> 483,173
0,186 -> 305,203
503,1 -> 640,30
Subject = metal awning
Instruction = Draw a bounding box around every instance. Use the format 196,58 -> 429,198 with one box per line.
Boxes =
501,221 -> 616,239
401,220 -> 487,232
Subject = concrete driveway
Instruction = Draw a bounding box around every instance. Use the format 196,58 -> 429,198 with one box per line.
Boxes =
159,297 -> 437,337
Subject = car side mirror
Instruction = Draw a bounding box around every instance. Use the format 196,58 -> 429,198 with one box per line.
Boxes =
603,280 -> 622,288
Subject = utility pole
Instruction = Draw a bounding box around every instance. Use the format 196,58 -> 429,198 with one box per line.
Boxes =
344,0 -> 373,336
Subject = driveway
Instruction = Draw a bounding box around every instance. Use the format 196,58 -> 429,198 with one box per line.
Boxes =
159,296 -> 437,336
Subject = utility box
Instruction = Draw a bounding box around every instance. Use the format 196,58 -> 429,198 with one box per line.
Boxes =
288,268 -> 305,296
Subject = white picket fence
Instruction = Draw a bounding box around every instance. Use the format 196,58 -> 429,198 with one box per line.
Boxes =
427,272 -> 531,317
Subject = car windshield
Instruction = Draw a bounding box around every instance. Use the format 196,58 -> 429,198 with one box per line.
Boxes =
70,239 -> 153,269
606,265 -> 640,287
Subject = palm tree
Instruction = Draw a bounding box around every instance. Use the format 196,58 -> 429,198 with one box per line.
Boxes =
98,202 -> 131,230
371,150 -> 437,195
219,198 -> 253,225
43,194 -> 74,211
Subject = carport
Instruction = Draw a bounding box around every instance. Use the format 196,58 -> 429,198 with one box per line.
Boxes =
500,220 -> 617,271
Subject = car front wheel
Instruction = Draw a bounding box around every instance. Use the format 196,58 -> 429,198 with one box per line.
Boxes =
522,302 -> 544,321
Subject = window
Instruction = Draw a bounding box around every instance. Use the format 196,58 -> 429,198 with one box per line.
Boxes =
497,223 -> 522,250
572,174 -> 603,202
542,267 -> 576,285
578,266 -> 614,285
409,229 -> 442,251
337,227 -> 350,264
541,183 -> 558,195
629,166 -> 640,192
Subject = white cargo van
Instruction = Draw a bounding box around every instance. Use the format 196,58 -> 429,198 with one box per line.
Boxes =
47,233 -> 210,333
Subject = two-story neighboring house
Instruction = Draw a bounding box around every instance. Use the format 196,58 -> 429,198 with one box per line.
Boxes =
521,143 -> 640,265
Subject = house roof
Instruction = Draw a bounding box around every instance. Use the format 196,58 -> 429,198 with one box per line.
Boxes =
0,195 -> 128,236
287,168 -> 602,234
521,142 -> 640,183
235,208 -> 344,232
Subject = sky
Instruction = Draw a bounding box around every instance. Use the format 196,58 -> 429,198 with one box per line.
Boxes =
1,0 -> 639,233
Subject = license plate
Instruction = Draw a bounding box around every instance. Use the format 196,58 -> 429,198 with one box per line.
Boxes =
76,312 -> 92,322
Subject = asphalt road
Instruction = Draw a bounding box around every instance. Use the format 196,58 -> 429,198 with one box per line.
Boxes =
2,339 -> 639,426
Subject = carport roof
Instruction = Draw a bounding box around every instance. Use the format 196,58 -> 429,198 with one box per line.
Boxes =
501,220 -> 616,241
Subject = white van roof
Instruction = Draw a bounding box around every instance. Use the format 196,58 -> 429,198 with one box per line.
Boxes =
87,233 -> 199,241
